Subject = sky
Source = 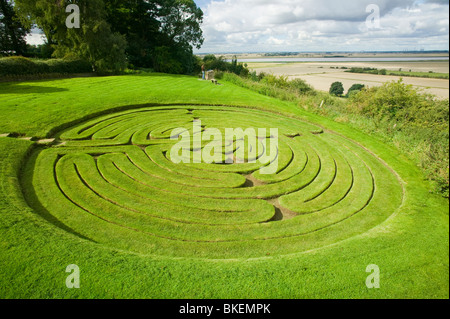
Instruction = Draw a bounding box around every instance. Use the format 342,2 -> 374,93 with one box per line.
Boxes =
193,0 -> 449,53
27,0 -> 449,53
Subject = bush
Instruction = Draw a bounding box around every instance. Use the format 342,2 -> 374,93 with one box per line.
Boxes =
346,84 -> 365,97
0,56 -> 93,76
347,67 -> 378,74
150,46 -> 183,74
349,79 -> 449,196
248,73 -> 315,95
249,71 -> 259,82
329,82 -> 344,96
214,70 -> 224,80
258,72 -> 267,81
350,80 -> 439,122
289,78 -> 314,95
204,55 -> 228,72
201,55 -> 250,77
222,72 -> 315,103
0,56 -> 42,76
46,59 -> 92,74
261,74 -> 289,88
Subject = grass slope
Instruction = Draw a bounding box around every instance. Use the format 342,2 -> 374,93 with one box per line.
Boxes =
0,73 -> 448,298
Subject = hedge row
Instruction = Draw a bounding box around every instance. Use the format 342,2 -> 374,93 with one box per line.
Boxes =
0,56 -> 92,76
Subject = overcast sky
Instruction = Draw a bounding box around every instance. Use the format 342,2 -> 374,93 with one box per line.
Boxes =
27,0 -> 449,53
193,0 -> 449,53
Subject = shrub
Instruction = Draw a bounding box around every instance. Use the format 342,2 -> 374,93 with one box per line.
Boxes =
202,55 -> 250,77
46,59 -> 92,74
214,70 -> 224,80
249,71 -> 259,82
289,78 -> 314,95
203,55 -> 228,72
346,84 -> 365,97
349,79 -> 449,195
0,56 -> 40,76
258,72 -> 267,81
222,72 -> 316,104
0,56 -> 93,76
350,79 -> 434,122
261,74 -> 289,88
152,47 -> 183,74
329,82 -> 344,96
347,67 -> 378,74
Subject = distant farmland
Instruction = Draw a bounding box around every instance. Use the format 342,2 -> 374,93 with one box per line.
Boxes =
247,60 -> 449,99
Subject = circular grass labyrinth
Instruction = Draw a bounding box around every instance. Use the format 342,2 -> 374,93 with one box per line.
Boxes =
24,105 -> 404,259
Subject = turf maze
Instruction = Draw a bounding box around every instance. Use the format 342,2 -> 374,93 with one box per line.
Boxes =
22,105 -> 404,259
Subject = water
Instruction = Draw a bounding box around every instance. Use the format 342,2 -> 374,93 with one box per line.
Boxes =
235,57 -> 449,63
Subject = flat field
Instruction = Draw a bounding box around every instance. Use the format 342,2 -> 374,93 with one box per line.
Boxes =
247,61 -> 449,98
0,73 -> 448,298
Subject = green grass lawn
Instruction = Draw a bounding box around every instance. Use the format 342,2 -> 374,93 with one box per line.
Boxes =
0,73 -> 448,298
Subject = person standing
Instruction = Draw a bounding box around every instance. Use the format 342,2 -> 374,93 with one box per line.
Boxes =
201,64 -> 206,80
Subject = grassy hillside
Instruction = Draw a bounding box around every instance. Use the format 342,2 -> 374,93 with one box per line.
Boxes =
0,73 -> 448,298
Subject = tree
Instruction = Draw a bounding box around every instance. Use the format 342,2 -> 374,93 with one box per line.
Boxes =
346,84 -> 365,97
329,81 -> 344,96
104,0 -> 161,68
0,0 -> 29,56
14,0 -> 127,73
13,0 -> 204,74
158,0 -> 203,51
105,0 -> 204,73
203,54 -> 227,71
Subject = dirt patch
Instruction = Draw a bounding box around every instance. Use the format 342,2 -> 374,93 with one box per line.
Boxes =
243,174 -> 266,187
19,137 -> 37,142
36,138 -> 56,145
268,198 -> 298,221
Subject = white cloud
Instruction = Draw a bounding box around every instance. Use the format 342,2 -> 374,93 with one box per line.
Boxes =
25,29 -> 46,46
197,0 -> 449,52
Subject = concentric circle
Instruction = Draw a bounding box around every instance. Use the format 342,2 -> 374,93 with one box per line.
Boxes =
25,105 -> 404,258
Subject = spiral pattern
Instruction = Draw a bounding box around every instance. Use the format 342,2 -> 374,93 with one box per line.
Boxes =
27,105 -> 404,258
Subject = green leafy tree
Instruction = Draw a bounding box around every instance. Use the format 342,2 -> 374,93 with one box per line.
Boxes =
104,0 -> 160,68
151,0 -> 203,74
152,45 -> 182,74
25,42 -> 53,59
14,0 -> 67,47
0,0 -> 29,56
203,54 -> 227,71
329,81 -> 344,96
14,0 -> 204,74
14,0 -> 127,73
346,84 -> 365,97
158,0 -> 203,51
105,0 -> 204,73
